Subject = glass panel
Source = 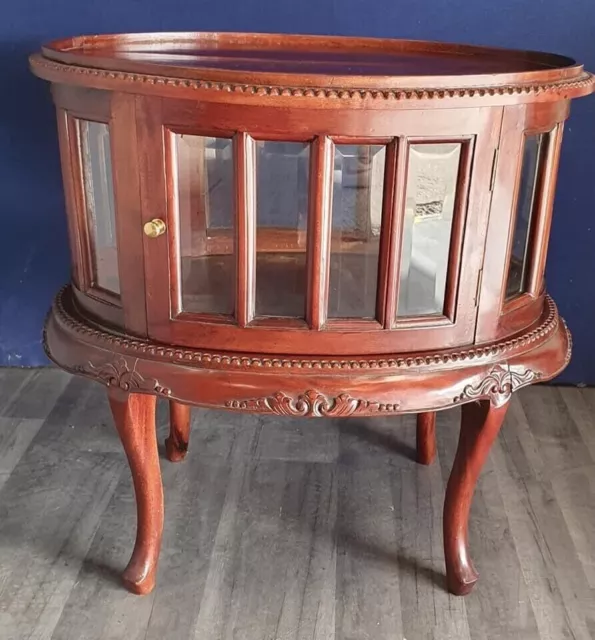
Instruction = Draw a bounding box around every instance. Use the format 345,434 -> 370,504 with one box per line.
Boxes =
506,134 -> 546,299
328,145 -> 386,318
397,143 -> 462,317
176,134 -> 234,315
80,121 -> 119,294
255,141 -> 309,317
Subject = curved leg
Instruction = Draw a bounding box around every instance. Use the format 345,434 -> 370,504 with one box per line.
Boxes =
416,412 -> 437,465
108,389 -> 163,595
444,398 -> 509,595
165,401 -> 191,462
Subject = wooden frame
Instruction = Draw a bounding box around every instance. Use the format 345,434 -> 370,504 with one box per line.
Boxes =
30,32 -> 594,599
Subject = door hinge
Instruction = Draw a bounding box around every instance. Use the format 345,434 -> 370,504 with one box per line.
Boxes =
474,268 -> 484,307
489,148 -> 499,192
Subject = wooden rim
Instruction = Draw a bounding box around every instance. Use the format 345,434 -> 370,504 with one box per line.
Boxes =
50,284 -> 561,373
30,33 -> 595,104
44,286 -> 571,416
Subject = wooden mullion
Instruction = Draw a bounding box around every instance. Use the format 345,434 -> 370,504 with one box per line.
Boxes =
526,124 -> 564,296
443,138 -> 474,321
234,132 -> 256,326
306,136 -> 334,330
376,138 -> 399,327
382,138 -> 409,328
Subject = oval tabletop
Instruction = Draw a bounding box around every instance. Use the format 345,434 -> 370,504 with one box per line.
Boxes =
31,32 -> 595,104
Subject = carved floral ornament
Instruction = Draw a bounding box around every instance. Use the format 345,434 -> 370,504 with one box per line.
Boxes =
75,358 -> 171,396
456,364 -> 540,407
70,356 -> 540,412
226,390 -> 400,417
228,366 -> 540,417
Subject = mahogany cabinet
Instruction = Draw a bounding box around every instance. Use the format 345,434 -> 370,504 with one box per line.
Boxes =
30,33 -> 594,596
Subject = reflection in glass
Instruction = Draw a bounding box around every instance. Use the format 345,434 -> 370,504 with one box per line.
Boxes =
176,134 -> 234,315
506,134 -> 546,299
328,145 -> 386,318
80,120 -> 119,294
255,141 -> 309,317
397,143 -> 462,317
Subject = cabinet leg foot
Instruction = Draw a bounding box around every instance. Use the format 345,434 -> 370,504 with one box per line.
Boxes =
444,398 -> 509,596
108,389 -> 163,595
416,412 -> 437,465
165,401 -> 191,462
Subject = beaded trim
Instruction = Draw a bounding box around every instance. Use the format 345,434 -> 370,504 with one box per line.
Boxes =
51,286 -> 559,372
31,56 -> 595,102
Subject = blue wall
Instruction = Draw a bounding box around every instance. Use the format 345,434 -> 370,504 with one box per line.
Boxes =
2,1 -> 594,382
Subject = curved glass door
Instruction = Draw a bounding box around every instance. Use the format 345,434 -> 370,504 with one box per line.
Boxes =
171,134 -> 470,326
146,105 -> 498,353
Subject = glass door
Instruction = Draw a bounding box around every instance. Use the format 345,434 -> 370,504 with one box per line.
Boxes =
141,100 -> 501,354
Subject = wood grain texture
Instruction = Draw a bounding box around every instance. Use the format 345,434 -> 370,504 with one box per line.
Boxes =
0,373 -> 125,640
0,370 -> 70,493
2,372 -> 595,637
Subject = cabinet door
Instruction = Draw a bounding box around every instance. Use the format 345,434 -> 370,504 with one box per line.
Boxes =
139,97 -> 501,355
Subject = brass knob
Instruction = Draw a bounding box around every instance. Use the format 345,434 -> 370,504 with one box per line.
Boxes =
143,218 -> 167,238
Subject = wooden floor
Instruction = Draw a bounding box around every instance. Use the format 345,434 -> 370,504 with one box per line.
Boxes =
1,369 -> 595,639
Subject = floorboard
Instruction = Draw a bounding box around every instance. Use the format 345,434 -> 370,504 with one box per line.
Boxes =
0,370 -> 593,639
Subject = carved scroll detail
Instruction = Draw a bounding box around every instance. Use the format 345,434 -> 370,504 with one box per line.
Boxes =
226,390 -> 399,417
456,365 -> 539,407
76,358 -> 171,396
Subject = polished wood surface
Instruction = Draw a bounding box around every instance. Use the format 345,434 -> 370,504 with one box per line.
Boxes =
2,371 -> 595,639
165,400 -> 191,462
107,390 -> 162,595
44,34 -> 574,74
416,411 -> 437,465
29,33 -> 594,597
31,33 -> 595,114
38,32 -> 586,89
444,398 -> 510,595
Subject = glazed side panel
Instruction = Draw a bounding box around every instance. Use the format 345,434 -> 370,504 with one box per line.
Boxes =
476,101 -> 569,343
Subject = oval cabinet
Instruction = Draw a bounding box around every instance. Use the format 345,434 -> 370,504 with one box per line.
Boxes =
31,33 -> 594,596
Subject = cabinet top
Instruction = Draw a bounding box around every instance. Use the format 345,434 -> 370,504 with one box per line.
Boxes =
32,32 -> 594,105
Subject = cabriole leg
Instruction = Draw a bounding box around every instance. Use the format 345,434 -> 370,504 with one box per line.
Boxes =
165,401 -> 191,462
416,411 -> 437,465
444,398 -> 509,595
108,389 -> 163,595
